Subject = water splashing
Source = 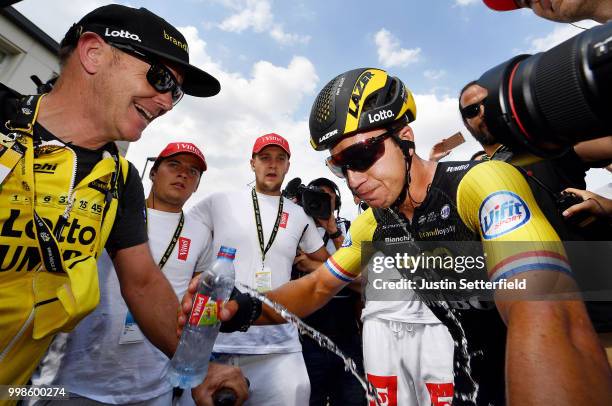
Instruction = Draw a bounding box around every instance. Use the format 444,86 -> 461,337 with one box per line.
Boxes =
237,282 -> 381,406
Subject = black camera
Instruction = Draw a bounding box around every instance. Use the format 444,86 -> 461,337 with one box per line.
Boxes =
283,177 -> 332,219
556,191 -> 594,228
478,21 -> 612,157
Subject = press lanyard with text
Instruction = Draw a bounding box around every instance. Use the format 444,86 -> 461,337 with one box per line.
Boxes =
252,187 -> 284,292
144,209 -> 185,270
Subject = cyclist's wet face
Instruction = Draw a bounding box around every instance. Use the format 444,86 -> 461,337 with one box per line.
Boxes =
251,146 -> 290,195
150,153 -> 201,210
330,128 -> 407,209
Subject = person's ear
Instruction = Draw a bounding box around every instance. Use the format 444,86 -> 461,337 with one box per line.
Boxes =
397,125 -> 414,143
77,32 -> 109,74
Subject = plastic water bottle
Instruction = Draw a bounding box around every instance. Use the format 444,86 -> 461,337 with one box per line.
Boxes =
166,246 -> 237,389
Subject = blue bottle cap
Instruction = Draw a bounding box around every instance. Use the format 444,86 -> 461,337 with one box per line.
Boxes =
218,246 -> 237,260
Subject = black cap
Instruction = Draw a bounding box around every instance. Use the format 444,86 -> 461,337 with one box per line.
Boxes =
61,4 -> 220,97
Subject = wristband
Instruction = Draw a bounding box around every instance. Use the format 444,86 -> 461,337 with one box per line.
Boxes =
219,287 -> 262,333
327,229 -> 343,239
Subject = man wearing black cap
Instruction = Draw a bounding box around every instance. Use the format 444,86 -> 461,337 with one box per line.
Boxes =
0,4 -> 230,394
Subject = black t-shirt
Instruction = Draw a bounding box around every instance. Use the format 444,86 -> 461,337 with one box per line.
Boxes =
0,84 -> 147,254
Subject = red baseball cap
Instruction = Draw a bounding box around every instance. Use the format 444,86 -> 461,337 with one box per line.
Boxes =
482,0 -> 523,11
155,142 -> 207,172
252,133 -> 291,157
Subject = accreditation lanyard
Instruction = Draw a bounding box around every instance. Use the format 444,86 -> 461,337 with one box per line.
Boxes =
145,209 -> 184,270
251,188 -> 284,266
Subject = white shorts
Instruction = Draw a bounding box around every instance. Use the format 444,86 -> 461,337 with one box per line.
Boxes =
179,352 -> 310,406
363,318 -> 454,406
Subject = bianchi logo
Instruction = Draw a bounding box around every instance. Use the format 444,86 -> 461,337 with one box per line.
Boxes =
385,235 -> 411,243
104,28 -> 141,42
367,109 -> 394,124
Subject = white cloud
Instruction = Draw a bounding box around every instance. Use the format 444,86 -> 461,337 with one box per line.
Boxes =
374,29 -> 421,68
13,0 -> 115,41
410,94 -> 481,162
424,69 -> 446,80
526,20 -> 599,53
454,0 -> 480,6
218,0 -> 310,46
128,25 -> 322,211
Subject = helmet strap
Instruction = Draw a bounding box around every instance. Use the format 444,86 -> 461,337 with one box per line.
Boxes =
390,134 -> 414,209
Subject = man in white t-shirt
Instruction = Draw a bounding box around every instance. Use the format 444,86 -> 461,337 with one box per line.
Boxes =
188,134 -> 329,406
32,143 -> 248,406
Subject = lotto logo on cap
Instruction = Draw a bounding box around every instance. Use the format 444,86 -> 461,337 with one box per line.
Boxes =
156,142 -> 207,172
252,133 -> 291,157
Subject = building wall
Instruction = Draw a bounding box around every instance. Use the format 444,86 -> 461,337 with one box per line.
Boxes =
0,12 -> 59,94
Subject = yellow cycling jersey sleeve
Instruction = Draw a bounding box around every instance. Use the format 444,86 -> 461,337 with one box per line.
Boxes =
456,160 -> 571,282
325,208 -> 377,282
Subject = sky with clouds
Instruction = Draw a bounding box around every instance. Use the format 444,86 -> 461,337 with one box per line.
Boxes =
13,0 -> 610,218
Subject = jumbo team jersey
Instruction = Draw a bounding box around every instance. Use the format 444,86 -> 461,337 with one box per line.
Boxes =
325,160 -> 569,406
0,87 -> 146,388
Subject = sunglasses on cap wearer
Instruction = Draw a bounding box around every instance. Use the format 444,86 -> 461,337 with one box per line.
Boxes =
109,42 -> 184,106
460,97 -> 486,119
325,130 -> 395,179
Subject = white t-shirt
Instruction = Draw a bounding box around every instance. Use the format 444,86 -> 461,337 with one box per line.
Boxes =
32,209 -> 211,404
361,251 -> 439,323
189,189 -> 324,354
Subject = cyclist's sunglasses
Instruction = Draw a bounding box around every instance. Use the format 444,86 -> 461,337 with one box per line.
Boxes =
326,131 -> 393,179
460,97 -> 486,119
109,42 -> 184,105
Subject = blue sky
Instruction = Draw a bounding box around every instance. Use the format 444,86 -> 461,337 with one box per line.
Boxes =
14,0 -> 609,217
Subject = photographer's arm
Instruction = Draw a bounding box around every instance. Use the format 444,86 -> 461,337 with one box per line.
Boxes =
573,136 -> 612,166
562,188 -> 612,220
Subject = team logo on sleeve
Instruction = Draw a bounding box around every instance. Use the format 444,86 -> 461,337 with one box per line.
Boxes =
341,230 -> 352,247
479,191 -> 531,239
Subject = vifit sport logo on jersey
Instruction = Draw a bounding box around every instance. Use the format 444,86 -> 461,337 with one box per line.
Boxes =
104,28 -> 141,42
479,191 -> 531,240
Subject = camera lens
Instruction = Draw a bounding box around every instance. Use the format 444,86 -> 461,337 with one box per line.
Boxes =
478,21 -> 612,157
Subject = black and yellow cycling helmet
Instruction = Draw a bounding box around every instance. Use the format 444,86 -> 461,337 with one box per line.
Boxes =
309,68 -> 417,151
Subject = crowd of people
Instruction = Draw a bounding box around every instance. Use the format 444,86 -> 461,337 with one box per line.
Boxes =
1,1 -> 611,405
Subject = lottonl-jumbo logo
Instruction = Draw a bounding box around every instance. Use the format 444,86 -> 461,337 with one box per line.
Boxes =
479,191 -> 531,240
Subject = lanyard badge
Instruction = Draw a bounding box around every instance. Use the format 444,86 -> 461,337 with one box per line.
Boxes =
0,134 -> 25,185
252,188 -> 284,292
